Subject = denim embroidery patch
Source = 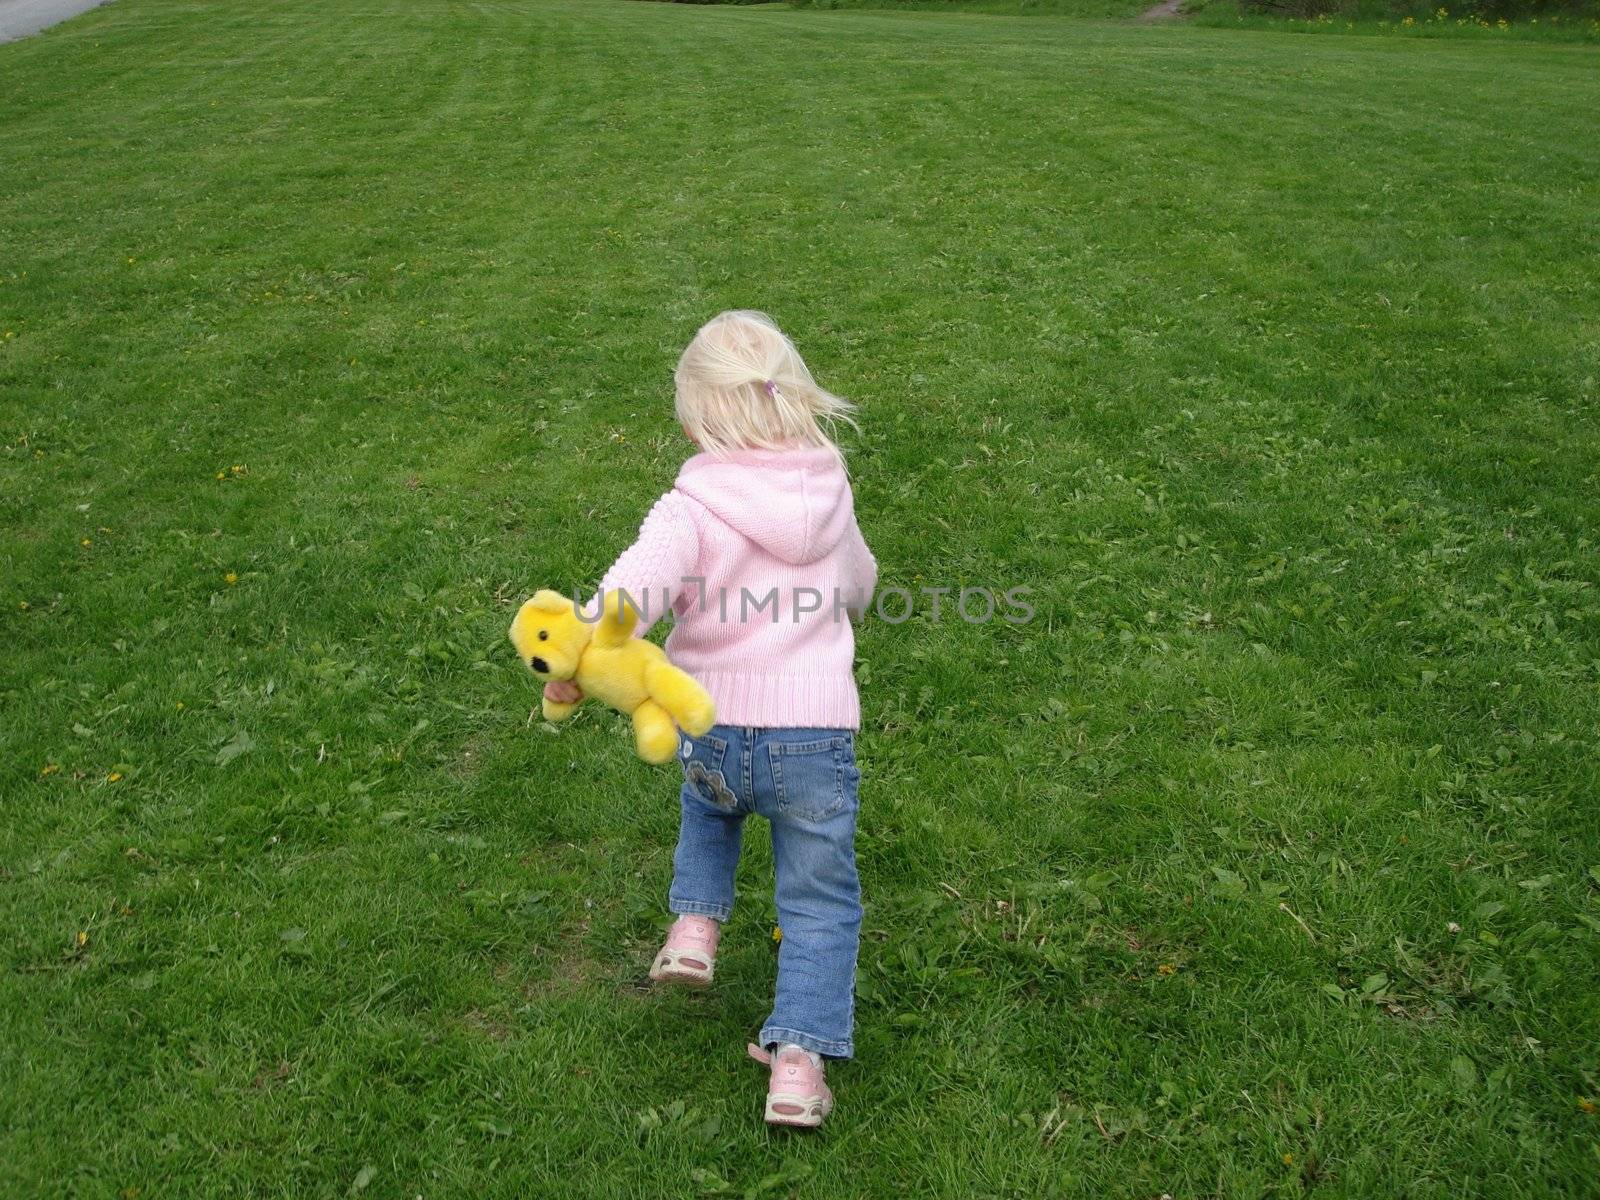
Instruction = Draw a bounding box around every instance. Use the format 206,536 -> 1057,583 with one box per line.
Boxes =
686,760 -> 738,810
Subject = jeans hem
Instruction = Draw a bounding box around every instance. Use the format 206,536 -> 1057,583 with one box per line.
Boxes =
760,1024 -> 853,1061
669,898 -> 730,922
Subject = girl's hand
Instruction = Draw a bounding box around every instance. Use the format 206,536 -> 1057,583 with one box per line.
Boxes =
544,680 -> 583,704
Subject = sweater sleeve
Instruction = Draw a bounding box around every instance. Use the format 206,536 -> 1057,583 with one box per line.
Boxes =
593,491 -> 700,637
844,518 -> 877,620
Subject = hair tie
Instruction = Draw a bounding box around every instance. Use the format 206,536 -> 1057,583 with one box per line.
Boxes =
762,379 -> 778,398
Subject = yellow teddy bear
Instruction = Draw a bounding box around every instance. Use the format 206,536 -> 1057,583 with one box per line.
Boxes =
509,589 -> 715,764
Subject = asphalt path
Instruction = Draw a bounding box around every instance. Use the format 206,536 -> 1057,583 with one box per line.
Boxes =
0,0 -> 114,43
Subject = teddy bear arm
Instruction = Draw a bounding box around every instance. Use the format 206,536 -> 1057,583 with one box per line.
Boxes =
591,590 -> 641,648
542,695 -> 580,722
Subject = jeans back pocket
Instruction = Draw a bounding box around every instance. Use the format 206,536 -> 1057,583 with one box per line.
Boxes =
681,732 -> 737,811
768,736 -> 853,823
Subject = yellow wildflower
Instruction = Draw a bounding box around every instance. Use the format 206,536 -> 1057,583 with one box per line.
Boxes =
76,931 -> 88,947
1158,962 -> 1177,975
772,926 -> 783,943
41,763 -> 60,777
215,471 -> 226,480
224,572 -> 238,585
1283,1153 -> 1294,1165
18,600 -> 28,610
107,772 -> 123,783
80,537 -> 92,547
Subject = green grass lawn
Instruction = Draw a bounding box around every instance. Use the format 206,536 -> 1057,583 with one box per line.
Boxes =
4,0 -> 1600,1195
792,0 -> 1152,16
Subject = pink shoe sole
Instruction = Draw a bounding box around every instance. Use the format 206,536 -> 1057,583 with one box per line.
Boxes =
764,1092 -> 833,1128
648,915 -> 719,988
648,949 -> 714,988
748,1043 -> 833,1129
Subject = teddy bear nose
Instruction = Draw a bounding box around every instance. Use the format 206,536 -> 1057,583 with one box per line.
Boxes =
530,656 -> 549,674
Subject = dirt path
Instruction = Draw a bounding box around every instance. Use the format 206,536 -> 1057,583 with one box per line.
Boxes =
1138,0 -> 1186,20
0,0 -> 113,43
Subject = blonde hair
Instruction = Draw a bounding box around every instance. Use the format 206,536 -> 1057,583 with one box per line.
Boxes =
674,310 -> 857,459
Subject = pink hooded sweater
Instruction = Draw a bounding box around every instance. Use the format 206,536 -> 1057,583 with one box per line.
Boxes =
594,446 -> 877,729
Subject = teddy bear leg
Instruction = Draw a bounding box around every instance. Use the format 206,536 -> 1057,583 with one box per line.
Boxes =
645,661 -> 715,738
632,700 -> 678,765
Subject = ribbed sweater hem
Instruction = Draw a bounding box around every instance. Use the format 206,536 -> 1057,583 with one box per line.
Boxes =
691,669 -> 861,730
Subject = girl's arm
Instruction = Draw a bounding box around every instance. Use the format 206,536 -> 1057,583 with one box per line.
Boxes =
845,518 -> 877,620
593,491 -> 701,637
542,493 -> 699,707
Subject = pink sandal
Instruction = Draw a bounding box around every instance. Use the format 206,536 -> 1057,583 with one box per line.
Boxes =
748,1042 -> 833,1128
648,914 -> 720,987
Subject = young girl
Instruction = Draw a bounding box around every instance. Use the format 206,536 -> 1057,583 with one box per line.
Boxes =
544,311 -> 875,1128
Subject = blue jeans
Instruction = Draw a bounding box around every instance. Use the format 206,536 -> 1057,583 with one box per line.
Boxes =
669,725 -> 862,1060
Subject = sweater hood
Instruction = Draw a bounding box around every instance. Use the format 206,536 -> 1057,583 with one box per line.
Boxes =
675,447 -> 853,565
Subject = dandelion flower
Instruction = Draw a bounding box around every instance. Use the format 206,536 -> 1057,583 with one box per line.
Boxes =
772,926 -> 783,943
224,572 -> 238,585
215,471 -> 226,480
76,930 -> 88,947
40,763 -> 60,777
18,600 -> 28,610
176,701 -> 185,710
1283,1153 -> 1294,1165
1158,962 -> 1177,975
107,771 -> 123,783
80,537 -> 92,547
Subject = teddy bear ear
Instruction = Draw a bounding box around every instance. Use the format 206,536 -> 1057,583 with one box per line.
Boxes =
528,588 -> 575,615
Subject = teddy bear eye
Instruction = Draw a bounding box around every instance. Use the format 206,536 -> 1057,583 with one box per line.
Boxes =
538,630 -> 548,640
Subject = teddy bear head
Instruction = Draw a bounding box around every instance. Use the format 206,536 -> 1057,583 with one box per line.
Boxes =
509,589 -> 594,682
